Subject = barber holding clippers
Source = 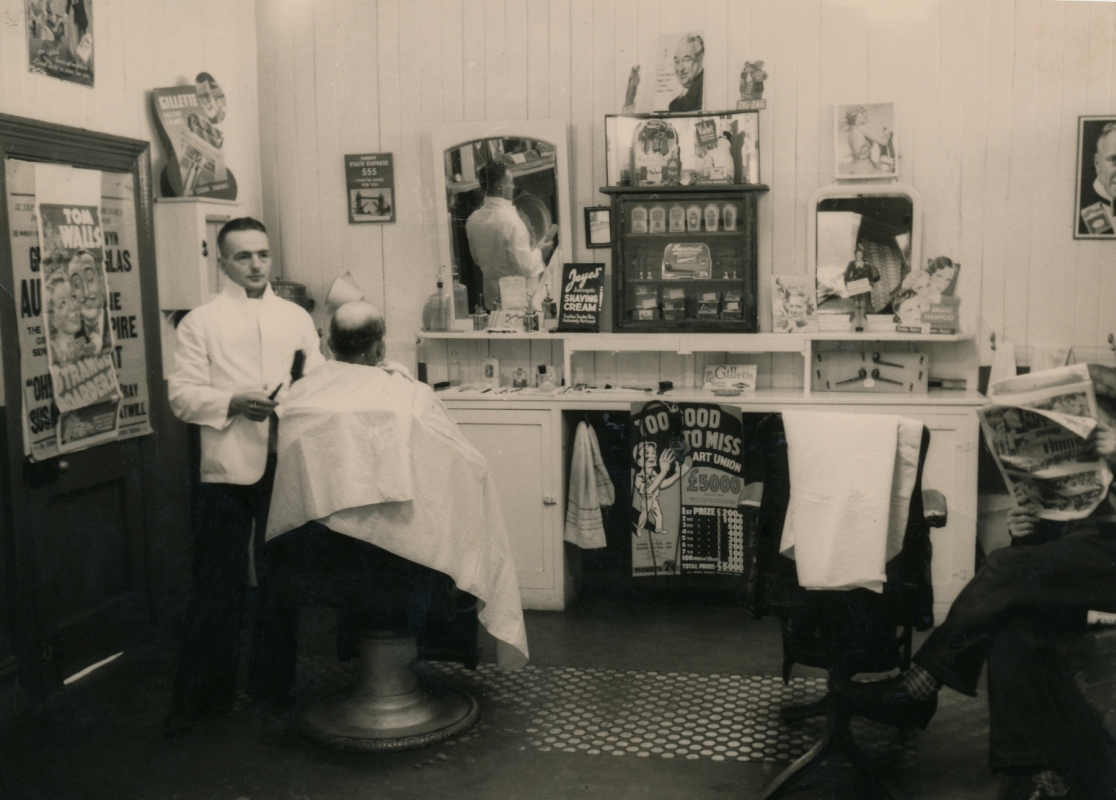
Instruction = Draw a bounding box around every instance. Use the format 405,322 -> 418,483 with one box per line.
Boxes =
164,217 -> 324,735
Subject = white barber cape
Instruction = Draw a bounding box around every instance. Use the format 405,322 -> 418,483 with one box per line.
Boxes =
779,411 -> 922,593
266,360 -> 529,669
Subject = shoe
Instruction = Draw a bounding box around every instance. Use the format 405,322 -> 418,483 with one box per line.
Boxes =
846,674 -> 938,730
161,703 -> 195,738
997,773 -> 1068,800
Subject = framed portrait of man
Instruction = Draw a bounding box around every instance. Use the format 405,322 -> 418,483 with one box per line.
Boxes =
1075,115 -> 1116,239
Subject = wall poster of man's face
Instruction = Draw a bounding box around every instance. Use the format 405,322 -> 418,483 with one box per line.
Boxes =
1075,115 -> 1116,239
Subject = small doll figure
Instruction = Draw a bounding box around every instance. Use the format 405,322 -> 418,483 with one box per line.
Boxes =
844,244 -> 880,331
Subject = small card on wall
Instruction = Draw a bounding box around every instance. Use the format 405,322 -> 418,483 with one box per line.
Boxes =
345,153 -> 395,223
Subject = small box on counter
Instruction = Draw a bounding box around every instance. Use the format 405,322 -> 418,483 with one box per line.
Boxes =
482,358 -> 500,389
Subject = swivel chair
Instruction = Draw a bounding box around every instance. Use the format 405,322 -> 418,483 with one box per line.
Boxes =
264,522 -> 480,751
748,413 -> 946,800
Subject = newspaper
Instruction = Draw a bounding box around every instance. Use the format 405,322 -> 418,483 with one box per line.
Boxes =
979,364 -> 1113,520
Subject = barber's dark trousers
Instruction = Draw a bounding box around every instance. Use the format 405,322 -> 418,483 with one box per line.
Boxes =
172,457 -> 276,713
914,523 -> 1116,771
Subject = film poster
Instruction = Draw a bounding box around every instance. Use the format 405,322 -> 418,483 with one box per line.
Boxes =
26,0 -> 94,87
631,401 -> 761,577
7,159 -> 152,459
345,153 -> 395,223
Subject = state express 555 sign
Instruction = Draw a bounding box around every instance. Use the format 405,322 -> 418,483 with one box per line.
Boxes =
345,153 -> 395,224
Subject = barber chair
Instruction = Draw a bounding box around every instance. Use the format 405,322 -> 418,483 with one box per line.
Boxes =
748,414 -> 946,800
266,523 -> 480,751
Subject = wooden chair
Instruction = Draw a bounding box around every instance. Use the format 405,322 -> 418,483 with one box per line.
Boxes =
748,413 -> 945,800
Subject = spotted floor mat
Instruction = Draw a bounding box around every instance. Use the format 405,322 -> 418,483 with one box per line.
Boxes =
298,657 -> 919,769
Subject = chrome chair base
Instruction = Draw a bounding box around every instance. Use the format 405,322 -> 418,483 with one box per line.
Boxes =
300,632 -> 479,751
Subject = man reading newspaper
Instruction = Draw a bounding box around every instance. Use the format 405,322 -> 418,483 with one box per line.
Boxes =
852,363 -> 1116,799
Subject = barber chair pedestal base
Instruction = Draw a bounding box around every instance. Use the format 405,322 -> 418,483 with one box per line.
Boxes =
300,632 -> 480,751
760,674 -> 901,800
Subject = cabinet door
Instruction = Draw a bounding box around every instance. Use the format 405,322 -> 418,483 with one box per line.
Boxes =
448,408 -> 565,609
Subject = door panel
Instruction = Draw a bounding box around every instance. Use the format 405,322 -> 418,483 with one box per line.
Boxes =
26,437 -> 149,683
449,409 -> 557,591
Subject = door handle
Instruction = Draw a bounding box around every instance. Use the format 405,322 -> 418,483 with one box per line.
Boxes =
542,495 -> 558,505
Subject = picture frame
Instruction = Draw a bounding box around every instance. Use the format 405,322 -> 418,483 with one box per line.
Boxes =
584,206 -> 612,248
604,110 -> 760,188
1074,115 -> 1116,239
834,103 -> 897,180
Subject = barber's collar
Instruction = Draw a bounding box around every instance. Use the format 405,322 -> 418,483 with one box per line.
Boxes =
221,280 -> 274,301
486,196 -> 513,208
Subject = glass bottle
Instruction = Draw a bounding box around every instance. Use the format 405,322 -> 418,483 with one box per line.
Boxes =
448,351 -> 462,386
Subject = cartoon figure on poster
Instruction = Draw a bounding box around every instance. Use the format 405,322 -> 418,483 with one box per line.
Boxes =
633,440 -> 692,537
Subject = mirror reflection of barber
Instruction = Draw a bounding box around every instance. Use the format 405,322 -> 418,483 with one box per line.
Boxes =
465,162 -> 558,310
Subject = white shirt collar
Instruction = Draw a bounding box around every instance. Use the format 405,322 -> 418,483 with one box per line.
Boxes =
1093,178 -> 1114,205
221,280 -> 274,301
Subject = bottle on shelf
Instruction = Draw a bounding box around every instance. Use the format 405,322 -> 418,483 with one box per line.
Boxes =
421,265 -> 452,332
451,265 -> 469,320
415,336 -> 428,384
448,350 -> 462,386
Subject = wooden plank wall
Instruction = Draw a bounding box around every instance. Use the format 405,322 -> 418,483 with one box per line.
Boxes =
255,0 -> 1116,385
0,0 -> 265,222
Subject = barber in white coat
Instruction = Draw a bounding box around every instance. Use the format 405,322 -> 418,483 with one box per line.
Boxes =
163,217 -> 324,735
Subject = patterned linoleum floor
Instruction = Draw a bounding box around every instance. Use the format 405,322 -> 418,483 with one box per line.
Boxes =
300,657 -> 919,771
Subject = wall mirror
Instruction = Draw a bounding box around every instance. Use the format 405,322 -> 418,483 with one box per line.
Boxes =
808,184 -> 921,317
432,120 -> 572,312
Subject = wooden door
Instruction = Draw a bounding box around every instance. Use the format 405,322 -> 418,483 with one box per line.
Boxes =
0,115 -> 165,694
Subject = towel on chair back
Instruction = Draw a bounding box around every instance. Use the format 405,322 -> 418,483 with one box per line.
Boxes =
779,411 -> 921,592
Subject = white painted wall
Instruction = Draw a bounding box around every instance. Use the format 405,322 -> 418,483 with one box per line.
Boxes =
0,0 -> 264,222
254,0 -> 1116,377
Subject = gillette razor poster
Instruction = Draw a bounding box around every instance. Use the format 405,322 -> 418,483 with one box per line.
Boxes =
630,401 -> 761,577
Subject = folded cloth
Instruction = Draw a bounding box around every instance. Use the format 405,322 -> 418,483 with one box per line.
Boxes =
887,417 -> 924,563
564,422 -> 615,549
779,411 -> 903,592
267,360 -> 528,669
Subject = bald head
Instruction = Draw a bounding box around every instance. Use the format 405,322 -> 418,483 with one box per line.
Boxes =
329,301 -> 386,364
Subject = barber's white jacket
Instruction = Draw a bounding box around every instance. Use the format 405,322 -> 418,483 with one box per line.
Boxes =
168,282 -> 324,485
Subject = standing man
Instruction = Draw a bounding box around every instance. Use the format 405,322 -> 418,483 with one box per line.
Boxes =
669,33 -> 705,113
164,217 -> 324,735
1079,121 -> 1116,236
466,162 -> 557,310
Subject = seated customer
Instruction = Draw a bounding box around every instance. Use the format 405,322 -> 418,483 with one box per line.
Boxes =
853,372 -> 1116,800
261,302 -> 528,700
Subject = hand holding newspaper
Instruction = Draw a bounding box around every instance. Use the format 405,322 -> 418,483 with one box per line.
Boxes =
979,364 -> 1114,521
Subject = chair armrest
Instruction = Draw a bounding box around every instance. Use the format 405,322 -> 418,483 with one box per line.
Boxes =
922,489 -> 947,528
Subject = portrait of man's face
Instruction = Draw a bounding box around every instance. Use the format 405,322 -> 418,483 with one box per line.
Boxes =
68,251 -> 105,324
195,75 -> 227,125
1095,130 -> 1116,199
673,37 -> 703,88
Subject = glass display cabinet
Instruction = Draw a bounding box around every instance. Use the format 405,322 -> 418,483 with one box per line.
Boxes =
602,185 -> 768,332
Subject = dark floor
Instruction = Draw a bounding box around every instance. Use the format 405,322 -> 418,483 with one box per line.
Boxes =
0,588 -> 1003,800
